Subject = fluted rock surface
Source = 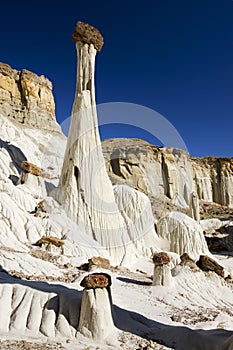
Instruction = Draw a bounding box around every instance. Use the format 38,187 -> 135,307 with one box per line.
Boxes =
0,62 -> 60,131
102,138 -> 194,202
56,23 -> 159,266
192,156 -> 233,208
157,212 -> 209,260
102,138 -> 233,209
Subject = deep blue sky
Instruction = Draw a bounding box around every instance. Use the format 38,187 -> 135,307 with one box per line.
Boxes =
0,0 -> 233,157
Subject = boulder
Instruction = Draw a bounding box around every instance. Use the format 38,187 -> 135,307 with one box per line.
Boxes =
88,256 -> 110,270
180,253 -> 200,272
34,236 -> 64,248
197,255 -> 225,278
21,161 -> 41,176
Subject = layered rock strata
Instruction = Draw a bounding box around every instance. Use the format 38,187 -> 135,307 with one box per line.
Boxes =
0,62 -> 59,131
102,138 -> 233,209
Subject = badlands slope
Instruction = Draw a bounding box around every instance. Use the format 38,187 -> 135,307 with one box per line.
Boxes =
0,110 -> 233,349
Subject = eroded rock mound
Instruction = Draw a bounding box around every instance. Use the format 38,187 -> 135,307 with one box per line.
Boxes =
157,212 -> 209,260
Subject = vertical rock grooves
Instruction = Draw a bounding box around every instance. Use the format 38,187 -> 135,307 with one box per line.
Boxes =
0,283 -> 80,338
161,153 -> 170,198
102,139 -> 233,209
56,22 -> 159,266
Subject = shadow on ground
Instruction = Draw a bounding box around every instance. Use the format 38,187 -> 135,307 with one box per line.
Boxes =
0,267 -> 232,349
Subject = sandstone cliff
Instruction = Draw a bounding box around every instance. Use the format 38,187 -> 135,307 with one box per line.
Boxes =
191,156 -> 233,207
0,62 -> 60,131
102,138 -> 233,210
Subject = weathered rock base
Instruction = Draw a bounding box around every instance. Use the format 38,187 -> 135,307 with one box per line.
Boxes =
78,288 -> 117,343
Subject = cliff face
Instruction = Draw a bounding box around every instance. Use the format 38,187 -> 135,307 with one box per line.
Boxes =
0,62 -> 59,132
102,138 -> 233,209
191,157 -> 233,207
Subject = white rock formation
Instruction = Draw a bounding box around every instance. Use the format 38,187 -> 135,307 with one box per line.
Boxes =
102,138 -> 233,208
0,274 -> 81,339
113,184 -> 160,264
0,111 -> 112,275
56,22 -> 158,266
152,252 -> 172,286
78,287 -> 116,343
187,191 -> 200,222
171,193 -> 189,209
157,212 -> 210,260
192,157 -> 233,208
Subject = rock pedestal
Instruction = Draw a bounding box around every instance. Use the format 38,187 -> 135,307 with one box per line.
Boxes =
78,273 -> 116,343
56,22 -> 158,266
152,252 -> 172,286
18,161 -> 46,195
57,22 -> 130,266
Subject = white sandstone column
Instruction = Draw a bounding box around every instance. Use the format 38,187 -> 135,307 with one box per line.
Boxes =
78,273 -> 117,343
57,22 -> 131,265
152,252 -> 172,286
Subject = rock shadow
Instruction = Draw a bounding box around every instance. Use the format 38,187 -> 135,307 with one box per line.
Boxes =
0,139 -> 27,175
117,276 -> 152,286
0,266 -> 232,348
114,305 -> 233,350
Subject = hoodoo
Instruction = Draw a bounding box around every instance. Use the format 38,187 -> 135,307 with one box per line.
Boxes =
78,273 -> 116,343
152,252 -> 172,286
56,22 -> 159,266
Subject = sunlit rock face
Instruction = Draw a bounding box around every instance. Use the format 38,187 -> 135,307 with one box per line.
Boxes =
0,62 -> 59,132
102,138 -> 233,209
191,156 -> 233,208
157,211 -> 209,261
57,22 -> 159,266
102,139 -> 194,203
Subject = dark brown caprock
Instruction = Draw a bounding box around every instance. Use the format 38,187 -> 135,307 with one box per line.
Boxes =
152,252 -> 171,266
72,21 -> 104,51
80,273 -> 111,289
